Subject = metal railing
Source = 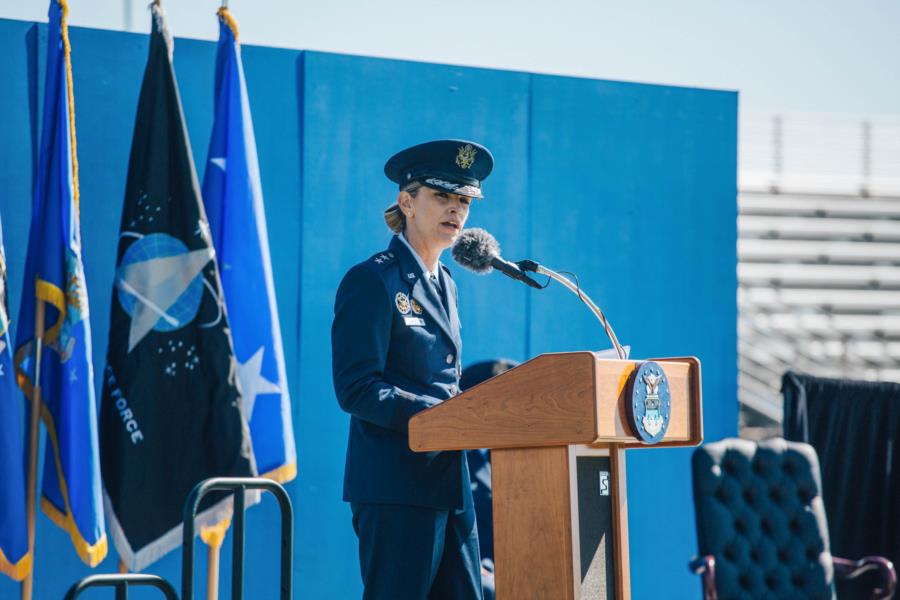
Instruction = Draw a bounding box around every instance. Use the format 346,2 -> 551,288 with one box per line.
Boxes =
741,112 -> 900,196
64,573 -> 179,600
182,477 -> 293,600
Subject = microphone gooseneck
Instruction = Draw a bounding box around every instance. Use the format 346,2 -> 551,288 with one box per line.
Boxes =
516,260 -> 626,359
452,228 -> 542,288
453,229 -> 625,357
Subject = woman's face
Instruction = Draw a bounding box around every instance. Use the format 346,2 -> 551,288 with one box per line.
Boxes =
401,186 -> 472,251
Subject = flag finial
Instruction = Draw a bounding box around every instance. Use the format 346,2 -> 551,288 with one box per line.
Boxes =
217,6 -> 239,40
150,0 -> 174,60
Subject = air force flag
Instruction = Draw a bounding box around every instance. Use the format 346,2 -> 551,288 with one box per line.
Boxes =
202,9 -> 296,482
13,0 -> 107,569
0,217 -> 29,581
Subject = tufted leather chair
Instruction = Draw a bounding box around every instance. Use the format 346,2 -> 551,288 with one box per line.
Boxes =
690,438 -> 896,600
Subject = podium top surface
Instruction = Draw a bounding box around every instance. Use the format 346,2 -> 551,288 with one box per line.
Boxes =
408,352 -> 702,452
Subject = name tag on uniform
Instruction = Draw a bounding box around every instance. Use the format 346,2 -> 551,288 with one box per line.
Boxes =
404,316 -> 426,327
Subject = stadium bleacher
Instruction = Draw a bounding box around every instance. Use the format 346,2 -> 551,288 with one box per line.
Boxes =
737,112 -> 900,434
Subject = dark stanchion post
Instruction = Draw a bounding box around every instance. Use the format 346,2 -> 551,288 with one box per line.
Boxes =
182,477 -> 293,600
64,574 -> 178,600
181,481 -> 201,600
278,482 -> 294,599
232,485 -> 245,600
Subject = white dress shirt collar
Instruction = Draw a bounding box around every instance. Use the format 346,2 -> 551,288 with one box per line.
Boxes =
398,233 -> 441,282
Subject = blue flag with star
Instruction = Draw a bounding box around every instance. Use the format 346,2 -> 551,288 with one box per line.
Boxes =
13,0 -> 107,568
202,9 -> 296,482
0,216 -> 29,581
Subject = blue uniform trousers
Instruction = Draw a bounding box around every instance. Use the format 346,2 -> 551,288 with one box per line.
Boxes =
351,502 -> 483,600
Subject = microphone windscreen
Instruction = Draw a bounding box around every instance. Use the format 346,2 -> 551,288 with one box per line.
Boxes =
451,228 -> 499,274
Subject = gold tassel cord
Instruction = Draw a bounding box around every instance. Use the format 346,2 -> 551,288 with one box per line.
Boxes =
57,0 -> 80,215
217,6 -> 239,41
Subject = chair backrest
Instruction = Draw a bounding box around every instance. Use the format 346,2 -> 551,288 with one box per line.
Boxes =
692,438 -> 836,599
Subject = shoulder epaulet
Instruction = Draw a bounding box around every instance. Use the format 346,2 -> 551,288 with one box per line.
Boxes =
366,250 -> 397,270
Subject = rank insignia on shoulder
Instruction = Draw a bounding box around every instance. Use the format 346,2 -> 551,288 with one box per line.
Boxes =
373,253 -> 393,265
395,292 -> 411,315
411,298 -> 423,315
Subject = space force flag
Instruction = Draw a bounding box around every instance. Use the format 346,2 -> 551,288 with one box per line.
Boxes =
100,4 -> 255,571
202,8 -> 296,482
13,0 -> 107,568
0,217 -> 29,581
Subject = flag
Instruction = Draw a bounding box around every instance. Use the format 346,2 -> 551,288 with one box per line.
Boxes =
99,4 -> 255,571
0,216 -> 29,581
202,8 -> 296,483
13,0 -> 107,568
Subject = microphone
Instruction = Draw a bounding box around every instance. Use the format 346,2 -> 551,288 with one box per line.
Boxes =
451,228 -> 543,289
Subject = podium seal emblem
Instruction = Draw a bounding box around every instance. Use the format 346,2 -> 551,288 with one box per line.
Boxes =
627,361 -> 671,444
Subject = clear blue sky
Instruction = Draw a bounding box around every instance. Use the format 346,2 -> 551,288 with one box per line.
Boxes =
4,0 -> 899,115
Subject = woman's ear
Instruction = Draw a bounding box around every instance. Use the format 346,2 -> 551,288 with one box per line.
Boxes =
397,191 -> 413,217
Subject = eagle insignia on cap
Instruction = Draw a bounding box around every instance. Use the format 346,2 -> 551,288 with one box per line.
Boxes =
395,292 -> 411,315
456,144 -> 477,169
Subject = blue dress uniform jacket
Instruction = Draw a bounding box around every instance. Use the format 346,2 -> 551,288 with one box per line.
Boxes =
332,235 -> 469,511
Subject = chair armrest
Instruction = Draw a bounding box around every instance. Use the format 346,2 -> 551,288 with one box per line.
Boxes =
688,555 -> 717,600
833,556 -> 897,600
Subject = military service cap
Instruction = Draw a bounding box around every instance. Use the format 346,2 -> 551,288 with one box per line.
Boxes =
384,139 -> 494,199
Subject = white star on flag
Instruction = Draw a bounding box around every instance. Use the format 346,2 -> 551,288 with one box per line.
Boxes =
237,346 -> 281,422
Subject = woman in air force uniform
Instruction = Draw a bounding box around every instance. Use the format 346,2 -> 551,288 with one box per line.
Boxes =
332,139 -> 493,599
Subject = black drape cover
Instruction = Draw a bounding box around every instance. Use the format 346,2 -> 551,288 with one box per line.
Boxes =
783,371 -> 900,599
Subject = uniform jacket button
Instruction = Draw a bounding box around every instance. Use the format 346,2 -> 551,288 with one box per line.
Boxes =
446,353 -> 454,364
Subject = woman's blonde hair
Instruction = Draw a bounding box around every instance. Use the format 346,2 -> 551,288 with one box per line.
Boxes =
383,181 -> 422,234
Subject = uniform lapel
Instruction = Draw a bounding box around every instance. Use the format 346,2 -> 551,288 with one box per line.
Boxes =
441,268 -> 462,351
390,236 -> 460,354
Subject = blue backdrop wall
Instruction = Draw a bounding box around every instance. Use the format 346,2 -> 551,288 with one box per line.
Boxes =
0,17 -> 737,599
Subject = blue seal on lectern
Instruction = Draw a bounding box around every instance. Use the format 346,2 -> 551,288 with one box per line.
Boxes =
627,361 -> 671,444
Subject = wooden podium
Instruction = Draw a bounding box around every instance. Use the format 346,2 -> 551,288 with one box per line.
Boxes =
408,352 -> 703,599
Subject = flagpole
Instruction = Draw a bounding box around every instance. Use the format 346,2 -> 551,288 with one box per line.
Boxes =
205,10 -> 232,598
201,515 -> 230,600
21,299 -> 45,600
207,534 -> 223,600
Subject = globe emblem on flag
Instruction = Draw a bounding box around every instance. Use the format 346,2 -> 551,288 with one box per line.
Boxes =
115,233 -> 215,351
